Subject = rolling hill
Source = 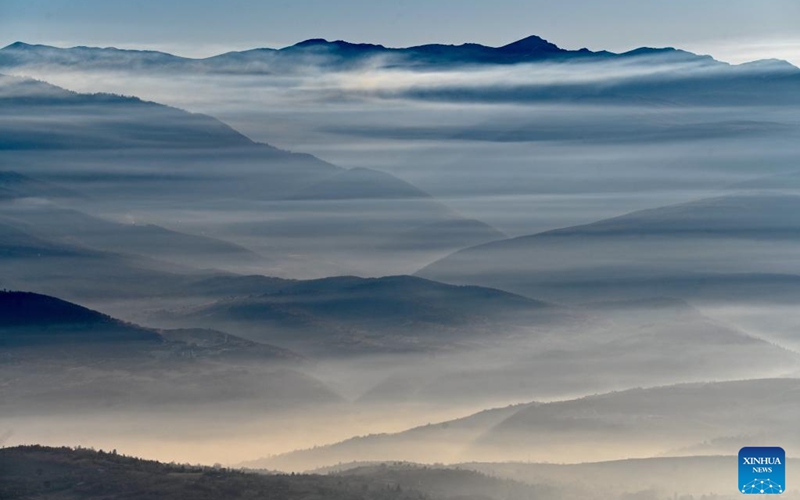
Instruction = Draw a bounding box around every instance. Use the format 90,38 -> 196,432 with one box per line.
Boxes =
470,378 -> 800,461
247,378 -> 800,471
0,291 -> 339,413
0,74 -> 503,276
0,218 -> 218,301
0,445 -> 556,500
155,284 -> 798,408
404,455 -> 800,500
321,455 -> 800,500
0,189 -> 269,271
353,297 -> 799,407
153,274 -> 573,355
0,290 -> 160,346
239,402 -> 534,471
419,193 -> 800,303
5,445 -> 786,500
0,290 -> 301,361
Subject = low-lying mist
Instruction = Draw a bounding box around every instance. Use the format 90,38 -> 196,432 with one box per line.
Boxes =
6,57 -> 799,239
2,39 -> 800,493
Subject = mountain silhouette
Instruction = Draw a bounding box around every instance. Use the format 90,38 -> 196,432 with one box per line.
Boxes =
0,35 -> 735,71
4,37 -> 796,107
0,291 -> 340,412
0,290 -> 161,345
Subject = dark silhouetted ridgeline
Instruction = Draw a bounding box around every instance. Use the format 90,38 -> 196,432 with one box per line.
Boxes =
3,36 -> 798,105
0,291 -> 338,414
0,445 -> 552,500
0,445 -> 421,500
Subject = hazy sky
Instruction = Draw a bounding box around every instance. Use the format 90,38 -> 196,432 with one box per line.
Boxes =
1,0 -> 799,64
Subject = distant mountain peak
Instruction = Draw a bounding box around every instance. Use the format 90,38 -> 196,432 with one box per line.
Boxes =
620,46 -> 717,63
0,291 -> 165,346
738,58 -> 799,72
499,34 -> 562,53
0,291 -> 114,327
294,38 -> 330,47
3,41 -> 34,50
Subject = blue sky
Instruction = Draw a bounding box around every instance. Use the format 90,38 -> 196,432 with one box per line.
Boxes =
1,0 -> 799,64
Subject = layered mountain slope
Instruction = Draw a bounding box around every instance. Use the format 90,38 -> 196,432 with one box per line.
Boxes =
419,193 -> 800,302
0,218 -> 216,300
241,402 -> 533,470
0,191 -> 267,271
0,73 -> 342,210
250,378 -> 800,471
0,75 -> 258,150
0,290 -> 300,361
155,274 -> 571,355
0,291 -> 338,413
0,75 -> 502,276
351,297 -> 798,408
0,290 -> 160,346
471,378 -> 800,461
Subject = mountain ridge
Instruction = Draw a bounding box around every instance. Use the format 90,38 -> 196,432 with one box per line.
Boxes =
2,35 -> 795,70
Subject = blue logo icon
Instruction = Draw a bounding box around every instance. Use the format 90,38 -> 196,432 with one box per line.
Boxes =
739,447 -> 786,494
